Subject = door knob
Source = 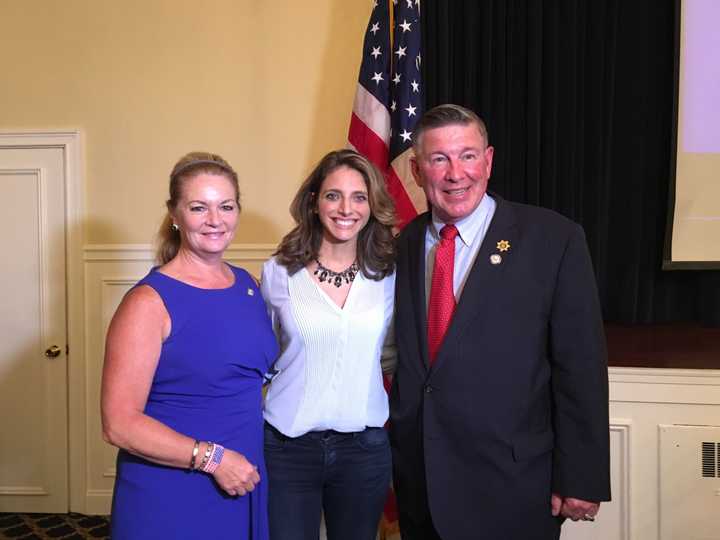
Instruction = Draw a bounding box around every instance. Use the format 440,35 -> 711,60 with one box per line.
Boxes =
45,345 -> 62,358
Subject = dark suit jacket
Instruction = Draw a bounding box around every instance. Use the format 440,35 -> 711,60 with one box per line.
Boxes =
389,195 -> 611,540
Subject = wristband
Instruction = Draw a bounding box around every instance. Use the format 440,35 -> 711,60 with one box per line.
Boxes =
199,441 -> 213,471
203,444 -> 225,474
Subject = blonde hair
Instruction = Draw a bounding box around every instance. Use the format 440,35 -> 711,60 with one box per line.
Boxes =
156,152 -> 240,264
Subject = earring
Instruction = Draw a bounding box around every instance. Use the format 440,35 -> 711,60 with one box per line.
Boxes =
171,223 -> 179,231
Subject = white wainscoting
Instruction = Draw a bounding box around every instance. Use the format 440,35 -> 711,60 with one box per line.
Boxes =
80,245 -> 720,540
605,369 -> 720,540
561,419 -> 632,540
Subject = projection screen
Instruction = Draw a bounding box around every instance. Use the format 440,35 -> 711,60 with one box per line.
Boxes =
665,0 -> 720,269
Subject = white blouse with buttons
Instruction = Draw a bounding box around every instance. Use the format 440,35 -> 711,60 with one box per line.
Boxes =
260,256 -> 395,438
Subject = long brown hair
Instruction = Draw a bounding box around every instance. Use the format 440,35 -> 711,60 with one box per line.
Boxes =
156,152 -> 240,264
275,149 -> 396,279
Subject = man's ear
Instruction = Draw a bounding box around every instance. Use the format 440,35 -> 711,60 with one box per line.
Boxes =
484,145 -> 495,178
410,154 -> 423,188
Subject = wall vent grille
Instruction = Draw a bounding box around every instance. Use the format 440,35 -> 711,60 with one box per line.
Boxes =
701,441 -> 718,478
660,426 -> 720,540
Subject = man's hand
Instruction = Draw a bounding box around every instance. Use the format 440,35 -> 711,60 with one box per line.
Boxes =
551,493 -> 600,521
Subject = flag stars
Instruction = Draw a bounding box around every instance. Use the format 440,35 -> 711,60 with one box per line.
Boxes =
356,0 -> 422,155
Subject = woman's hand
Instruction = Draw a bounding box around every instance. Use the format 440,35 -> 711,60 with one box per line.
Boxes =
212,449 -> 260,496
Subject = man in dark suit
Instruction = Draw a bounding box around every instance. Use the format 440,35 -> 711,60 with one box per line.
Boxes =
390,104 -> 611,540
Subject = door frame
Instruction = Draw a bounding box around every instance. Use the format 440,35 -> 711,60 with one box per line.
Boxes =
0,130 -> 86,512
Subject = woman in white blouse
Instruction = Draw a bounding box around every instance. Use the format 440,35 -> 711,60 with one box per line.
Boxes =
260,149 -> 396,540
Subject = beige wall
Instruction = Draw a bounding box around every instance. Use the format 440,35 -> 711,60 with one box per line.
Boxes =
0,0 -> 370,243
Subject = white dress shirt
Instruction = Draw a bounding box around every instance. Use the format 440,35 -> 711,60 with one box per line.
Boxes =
424,194 -> 497,305
260,256 -> 395,437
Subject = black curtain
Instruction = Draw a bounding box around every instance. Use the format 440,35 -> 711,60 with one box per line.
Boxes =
422,0 -> 720,326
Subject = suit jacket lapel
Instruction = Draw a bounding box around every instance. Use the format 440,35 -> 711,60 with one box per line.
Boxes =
429,195 -> 518,374
407,213 -> 432,371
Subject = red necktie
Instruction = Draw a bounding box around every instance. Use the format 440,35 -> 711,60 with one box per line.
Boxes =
427,224 -> 458,363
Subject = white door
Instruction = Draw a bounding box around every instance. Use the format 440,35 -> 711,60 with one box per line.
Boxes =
0,146 -> 68,512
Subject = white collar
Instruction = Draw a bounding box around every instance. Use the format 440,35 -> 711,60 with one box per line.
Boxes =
430,193 -> 495,247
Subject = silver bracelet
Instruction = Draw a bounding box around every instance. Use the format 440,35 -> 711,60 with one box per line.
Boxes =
189,439 -> 200,470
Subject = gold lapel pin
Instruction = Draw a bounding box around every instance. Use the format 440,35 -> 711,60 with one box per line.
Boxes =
496,240 -> 511,252
490,254 -> 502,265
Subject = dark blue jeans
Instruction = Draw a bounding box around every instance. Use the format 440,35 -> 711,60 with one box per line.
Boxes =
264,422 -> 392,540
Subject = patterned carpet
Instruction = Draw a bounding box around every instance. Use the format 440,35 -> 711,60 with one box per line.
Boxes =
0,513 -> 109,539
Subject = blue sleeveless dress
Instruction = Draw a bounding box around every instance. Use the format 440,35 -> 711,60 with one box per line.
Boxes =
111,265 -> 278,540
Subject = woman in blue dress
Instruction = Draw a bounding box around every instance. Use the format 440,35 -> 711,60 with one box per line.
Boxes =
102,152 -> 278,540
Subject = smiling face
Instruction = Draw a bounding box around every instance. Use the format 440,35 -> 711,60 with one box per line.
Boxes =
411,122 -> 494,224
316,165 -> 371,248
171,173 -> 239,259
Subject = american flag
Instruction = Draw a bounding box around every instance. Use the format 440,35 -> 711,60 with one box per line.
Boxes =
348,0 -> 425,229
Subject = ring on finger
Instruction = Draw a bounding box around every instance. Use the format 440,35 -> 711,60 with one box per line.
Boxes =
582,514 -> 595,522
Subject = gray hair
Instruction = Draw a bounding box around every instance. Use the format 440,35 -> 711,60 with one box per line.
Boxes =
412,104 -> 489,150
